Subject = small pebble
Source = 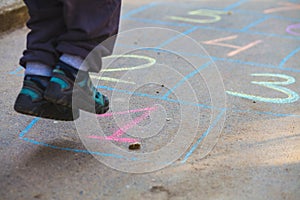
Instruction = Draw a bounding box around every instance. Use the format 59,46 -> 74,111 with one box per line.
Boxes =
166,118 -> 172,121
129,143 -> 141,150
33,194 -> 42,199
150,186 -> 168,193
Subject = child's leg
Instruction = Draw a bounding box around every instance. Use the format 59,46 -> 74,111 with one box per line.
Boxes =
56,0 -> 121,73
14,0 -> 78,120
44,0 -> 121,114
20,0 -> 66,68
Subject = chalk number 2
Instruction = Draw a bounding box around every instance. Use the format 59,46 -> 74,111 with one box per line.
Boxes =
226,73 -> 299,104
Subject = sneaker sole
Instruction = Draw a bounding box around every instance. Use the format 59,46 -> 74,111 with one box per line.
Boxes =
14,94 -> 79,121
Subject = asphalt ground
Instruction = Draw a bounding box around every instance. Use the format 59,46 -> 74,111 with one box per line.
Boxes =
0,0 -> 299,199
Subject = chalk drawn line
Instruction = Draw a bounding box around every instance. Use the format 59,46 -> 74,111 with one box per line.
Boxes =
18,117 -> 136,160
87,106 -> 157,143
115,43 -> 300,73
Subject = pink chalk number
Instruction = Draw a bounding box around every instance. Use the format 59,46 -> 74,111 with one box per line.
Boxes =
87,107 -> 157,143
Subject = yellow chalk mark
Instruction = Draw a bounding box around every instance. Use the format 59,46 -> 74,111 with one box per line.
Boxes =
91,54 -> 156,85
102,55 -> 156,72
90,75 -> 136,84
168,9 -> 227,24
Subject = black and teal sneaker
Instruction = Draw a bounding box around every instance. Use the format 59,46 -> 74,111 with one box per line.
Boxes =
44,61 -> 109,114
14,75 -> 79,121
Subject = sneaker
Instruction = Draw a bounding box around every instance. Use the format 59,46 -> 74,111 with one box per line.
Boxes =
14,75 -> 79,121
44,61 -> 109,114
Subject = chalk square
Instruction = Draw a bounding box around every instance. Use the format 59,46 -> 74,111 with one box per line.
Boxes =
124,2 -> 259,31
177,28 -> 300,67
119,17 -> 188,48
244,17 -> 300,37
238,0 -> 300,19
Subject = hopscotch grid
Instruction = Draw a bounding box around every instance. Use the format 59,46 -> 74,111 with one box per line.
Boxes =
122,1 -> 300,23
18,117 -> 136,160
278,47 -> 300,69
121,0 -> 300,41
241,16 -> 270,32
126,17 -> 300,41
162,61 -> 212,99
185,8 -> 300,22
223,0 -> 249,11
156,26 -> 199,48
121,2 -> 161,19
159,7 -> 300,22
238,11 -> 300,22
182,109 -> 226,163
15,0 -> 300,164
97,85 -> 214,110
96,85 -> 300,118
18,85 -> 300,164
119,0 -> 300,42
115,43 -> 300,73
18,117 -> 40,138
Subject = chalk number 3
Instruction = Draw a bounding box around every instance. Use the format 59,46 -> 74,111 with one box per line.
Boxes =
226,73 -> 299,104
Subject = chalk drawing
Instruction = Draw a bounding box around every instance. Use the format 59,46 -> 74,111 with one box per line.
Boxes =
87,106 -> 157,143
202,35 -> 262,57
168,9 -> 227,24
286,23 -> 300,36
227,73 -> 299,104
102,55 -> 156,72
279,47 -> 300,69
264,2 -> 300,14
9,66 -> 23,76
90,54 -> 156,85
128,16 -> 300,41
15,1 -> 300,163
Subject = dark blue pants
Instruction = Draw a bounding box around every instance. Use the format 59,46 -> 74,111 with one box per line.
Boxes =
20,0 -> 121,72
